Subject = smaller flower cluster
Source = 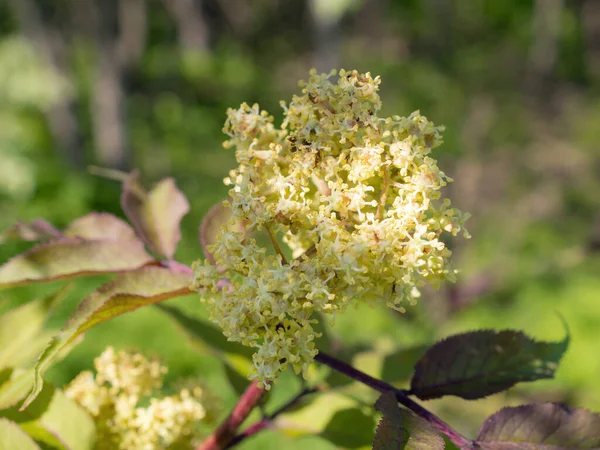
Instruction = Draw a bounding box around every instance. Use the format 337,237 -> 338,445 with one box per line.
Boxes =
66,347 -> 210,450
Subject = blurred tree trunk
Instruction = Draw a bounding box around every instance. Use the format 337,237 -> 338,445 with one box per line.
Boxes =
7,0 -> 85,169
307,0 -> 343,72
163,0 -> 209,51
76,0 -> 147,170
527,0 -> 564,100
580,0 -> 600,80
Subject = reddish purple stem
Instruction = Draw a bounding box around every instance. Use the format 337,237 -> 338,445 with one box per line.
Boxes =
314,352 -> 475,449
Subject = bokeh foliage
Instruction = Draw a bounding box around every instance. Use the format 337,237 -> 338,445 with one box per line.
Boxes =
1,0 -> 600,448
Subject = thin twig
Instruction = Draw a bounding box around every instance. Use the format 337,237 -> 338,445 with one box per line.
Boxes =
225,387 -> 319,448
376,165 -> 389,220
314,352 -> 475,449
265,224 -> 288,264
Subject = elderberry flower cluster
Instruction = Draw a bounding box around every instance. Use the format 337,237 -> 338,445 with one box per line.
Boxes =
192,69 -> 470,386
66,348 -> 212,450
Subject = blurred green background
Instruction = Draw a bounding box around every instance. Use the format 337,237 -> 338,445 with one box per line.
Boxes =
1,0 -> 600,446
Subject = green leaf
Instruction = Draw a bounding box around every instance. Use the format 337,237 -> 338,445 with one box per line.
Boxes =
224,364 -> 251,397
324,344 -> 370,389
476,403 -> 600,449
0,220 -> 61,244
0,286 -> 70,370
381,345 -> 429,385
373,391 -> 403,450
121,172 -> 190,259
410,329 -> 569,400
320,408 -> 375,448
1,382 -> 55,423
21,390 -> 95,450
402,410 -> 445,450
0,418 -> 41,450
199,199 -> 232,264
0,370 -> 35,410
155,304 -> 254,377
21,265 -> 192,410
0,238 -> 153,289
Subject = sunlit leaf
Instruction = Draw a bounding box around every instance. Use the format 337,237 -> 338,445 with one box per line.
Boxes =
0,418 -> 41,450
402,410 -> 445,450
21,390 -> 95,450
63,212 -> 138,241
121,172 -> 190,259
21,266 -> 192,410
0,369 -> 34,410
410,329 -> 569,400
373,391 -> 403,450
320,408 -> 375,448
476,403 -> 600,449
0,285 -> 70,369
199,199 -> 231,264
0,238 -> 153,289
1,381 -> 55,422
0,220 -> 62,244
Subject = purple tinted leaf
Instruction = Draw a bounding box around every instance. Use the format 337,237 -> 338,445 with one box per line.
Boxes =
373,391 -> 403,450
121,171 -> 190,259
199,200 -> 231,264
410,329 -> 568,400
476,403 -> 600,449
402,410 -> 445,450
63,212 -> 138,241
0,220 -> 62,244
0,238 -> 153,289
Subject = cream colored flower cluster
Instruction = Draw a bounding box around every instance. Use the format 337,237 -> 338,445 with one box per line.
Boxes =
65,347 -> 208,450
192,69 -> 470,386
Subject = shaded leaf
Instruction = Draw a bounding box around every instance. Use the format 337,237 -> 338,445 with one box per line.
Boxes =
199,200 -> 231,264
121,172 -> 190,259
0,370 -> 35,410
17,422 -> 66,450
224,364 -> 251,397
0,285 -> 70,370
373,391 -> 403,450
0,238 -> 153,289
0,418 -> 41,450
155,304 -> 254,376
1,382 -> 55,422
320,407 -> 375,448
22,266 -> 192,410
402,410 -> 445,450
476,403 -> 600,449
410,329 -> 569,400
63,212 -> 138,241
325,343 -> 371,389
21,389 -> 95,450
381,345 -> 429,385
0,220 -> 62,244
